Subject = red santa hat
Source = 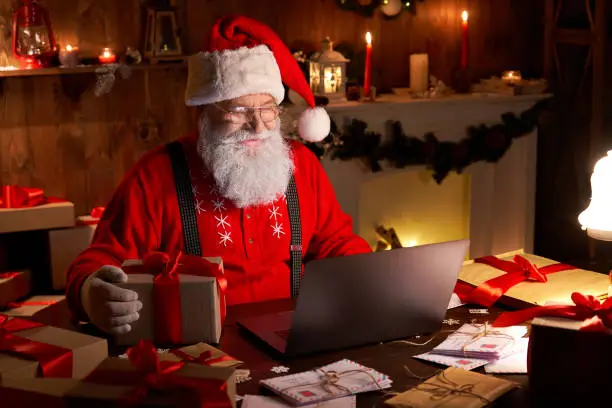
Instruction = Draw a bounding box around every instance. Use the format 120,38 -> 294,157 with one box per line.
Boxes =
185,15 -> 330,143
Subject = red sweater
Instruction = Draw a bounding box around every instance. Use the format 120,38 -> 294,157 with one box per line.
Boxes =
66,134 -> 372,321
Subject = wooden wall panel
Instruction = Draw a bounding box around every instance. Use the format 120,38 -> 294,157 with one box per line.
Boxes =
0,0 -> 543,214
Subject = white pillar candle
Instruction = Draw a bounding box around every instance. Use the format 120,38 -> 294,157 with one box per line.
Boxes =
410,53 -> 429,93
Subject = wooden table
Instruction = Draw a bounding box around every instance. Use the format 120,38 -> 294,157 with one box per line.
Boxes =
220,300 -> 532,407
46,299 -> 555,407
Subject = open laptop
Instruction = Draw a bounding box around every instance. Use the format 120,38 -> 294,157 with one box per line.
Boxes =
237,239 -> 469,357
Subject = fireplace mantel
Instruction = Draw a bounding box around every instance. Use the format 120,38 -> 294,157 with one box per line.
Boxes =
313,93 -> 550,259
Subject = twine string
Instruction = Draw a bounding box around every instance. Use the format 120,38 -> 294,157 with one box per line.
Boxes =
280,367 -> 386,397
403,366 -> 492,404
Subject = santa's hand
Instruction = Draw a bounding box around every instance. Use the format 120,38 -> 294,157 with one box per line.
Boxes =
80,265 -> 142,335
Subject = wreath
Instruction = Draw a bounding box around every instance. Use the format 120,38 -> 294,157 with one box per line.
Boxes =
299,97 -> 553,183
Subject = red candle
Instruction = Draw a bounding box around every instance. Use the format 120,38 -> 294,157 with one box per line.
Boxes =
98,47 -> 116,64
364,32 -> 372,98
461,10 -> 469,69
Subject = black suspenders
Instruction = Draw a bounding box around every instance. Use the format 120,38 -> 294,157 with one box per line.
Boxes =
166,141 -> 303,297
285,173 -> 303,298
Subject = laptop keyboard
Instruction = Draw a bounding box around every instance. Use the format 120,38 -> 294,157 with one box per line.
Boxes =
275,329 -> 291,339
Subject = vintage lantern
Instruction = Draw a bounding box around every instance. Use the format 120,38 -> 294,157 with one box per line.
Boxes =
12,0 -> 57,69
309,37 -> 350,101
144,6 -> 183,63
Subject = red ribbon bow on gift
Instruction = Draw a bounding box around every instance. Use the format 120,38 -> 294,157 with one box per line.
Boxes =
85,340 -> 232,408
493,292 -> 612,332
171,349 -> 236,366
0,315 -> 73,377
454,255 -> 575,307
0,185 -> 45,208
90,206 -> 105,219
127,251 -> 228,345
76,206 -> 106,226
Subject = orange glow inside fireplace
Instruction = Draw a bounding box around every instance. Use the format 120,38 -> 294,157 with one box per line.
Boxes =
359,170 -> 471,257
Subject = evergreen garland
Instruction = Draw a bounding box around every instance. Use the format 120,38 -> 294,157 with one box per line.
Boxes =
301,97 -> 553,184
334,0 -> 424,18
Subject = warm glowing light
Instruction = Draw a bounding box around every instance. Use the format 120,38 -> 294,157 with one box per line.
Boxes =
578,151 -> 612,240
98,47 -> 116,64
66,44 -> 73,52
502,70 -> 522,85
365,32 -> 372,45
405,240 -> 418,247
461,10 -> 469,23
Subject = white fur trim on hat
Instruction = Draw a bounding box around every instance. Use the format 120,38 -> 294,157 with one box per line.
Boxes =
185,44 -> 285,106
298,107 -> 330,143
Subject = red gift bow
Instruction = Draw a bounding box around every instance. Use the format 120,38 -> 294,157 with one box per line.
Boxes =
171,349 -> 236,366
76,206 -> 106,226
85,340 -> 232,408
493,292 -> 612,332
126,251 -> 228,345
0,185 -> 45,208
0,315 -> 73,377
90,206 -> 105,219
454,255 -> 575,307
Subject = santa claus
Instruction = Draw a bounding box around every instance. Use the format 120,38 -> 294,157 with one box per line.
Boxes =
67,15 -> 372,335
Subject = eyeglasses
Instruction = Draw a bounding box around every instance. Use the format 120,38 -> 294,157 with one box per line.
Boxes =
213,103 -> 282,125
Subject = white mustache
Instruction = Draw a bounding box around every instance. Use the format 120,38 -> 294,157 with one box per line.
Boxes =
219,131 -> 270,145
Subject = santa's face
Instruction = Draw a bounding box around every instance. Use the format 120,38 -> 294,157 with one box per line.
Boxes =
197,93 -> 294,208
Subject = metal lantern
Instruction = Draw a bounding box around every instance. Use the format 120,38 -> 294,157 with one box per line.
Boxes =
309,37 -> 349,101
144,6 -> 183,63
12,0 -> 57,69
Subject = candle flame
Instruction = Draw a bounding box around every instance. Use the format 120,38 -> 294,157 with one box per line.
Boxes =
66,44 -> 73,52
102,48 -> 112,58
461,10 -> 468,23
365,32 -> 372,45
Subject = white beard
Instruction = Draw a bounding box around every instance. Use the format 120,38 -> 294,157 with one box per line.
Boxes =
197,116 -> 294,208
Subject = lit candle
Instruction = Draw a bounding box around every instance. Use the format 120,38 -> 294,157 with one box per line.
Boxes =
364,32 -> 373,98
98,47 -> 116,64
501,70 -> 522,86
324,69 -> 333,93
461,10 -> 469,69
59,44 -> 79,68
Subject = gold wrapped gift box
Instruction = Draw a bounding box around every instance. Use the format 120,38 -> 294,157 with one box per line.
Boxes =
458,251 -> 609,308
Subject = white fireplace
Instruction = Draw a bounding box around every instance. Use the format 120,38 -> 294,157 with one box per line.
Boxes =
315,94 -> 548,259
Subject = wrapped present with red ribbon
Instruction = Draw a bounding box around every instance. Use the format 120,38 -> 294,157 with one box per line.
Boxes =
0,340 -> 236,407
454,251 -> 609,308
115,251 -> 227,346
166,342 -> 243,368
0,270 -> 31,309
0,185 -> 74,234
49,207 -> 104,291
3,295 -> 66,326
493,292 -> 612,403
0,315 -> 107,380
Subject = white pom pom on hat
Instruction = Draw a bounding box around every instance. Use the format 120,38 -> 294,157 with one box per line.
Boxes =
298,107 -> 331,143
185,15 -> 331,143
